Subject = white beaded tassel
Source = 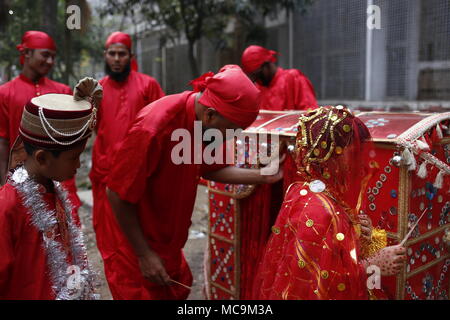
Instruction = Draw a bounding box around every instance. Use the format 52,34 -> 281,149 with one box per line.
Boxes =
416,137 -> 429,150
417,160 -> 428,179
402,147 -> 416,171
434,169 -> 445,189
436,124 -> 444,139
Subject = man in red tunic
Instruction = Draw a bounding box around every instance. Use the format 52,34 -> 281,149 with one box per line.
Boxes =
0,78 -> 101,299
105,65 -> 284,299
0,30 -> 81,211
241,45 -> 318,111
90,32 -> 164,273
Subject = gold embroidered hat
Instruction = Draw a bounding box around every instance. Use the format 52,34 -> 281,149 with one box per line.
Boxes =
8,78 -> 102,172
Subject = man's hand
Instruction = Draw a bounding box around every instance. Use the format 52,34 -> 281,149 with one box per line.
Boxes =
367,245 -> 407,276
107,188 -> 172,285
359,214 -> 373,241
138,250 -> 171,286
203,152 -> 287,185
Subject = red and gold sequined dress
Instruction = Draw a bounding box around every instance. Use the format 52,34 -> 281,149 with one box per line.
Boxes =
252,182 -> 368,299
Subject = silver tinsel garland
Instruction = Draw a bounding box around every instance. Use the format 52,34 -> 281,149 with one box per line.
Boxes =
10,166 -> 99,300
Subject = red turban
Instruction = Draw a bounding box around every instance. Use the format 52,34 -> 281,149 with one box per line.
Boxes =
241,45 -> 278,74
105,31 -> 138,71
191,65 -> 261,128
16,31 -> 56,65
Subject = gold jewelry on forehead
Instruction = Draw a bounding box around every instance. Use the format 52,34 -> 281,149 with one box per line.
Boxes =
296,107 -> 351,167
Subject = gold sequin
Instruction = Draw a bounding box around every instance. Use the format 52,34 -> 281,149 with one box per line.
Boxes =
314,148 -> 320,156
321,270 -> 329,279
331,114 -> 338,121
306,219 -> 314,227
323,171 -> 330,179
336,233 -> 345,241
369,160 -> 379,169
321,141 -> 328,149
298,259 -> 306,269
337,283 -> 346,291
272,226 -> 280,235
343,124 -> 351,133
300,189 -> 308,196
335,146 -> 343,154
313,289 -> 319,295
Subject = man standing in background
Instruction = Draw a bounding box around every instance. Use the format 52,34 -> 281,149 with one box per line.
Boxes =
90,31 -> 164,293
241,45 -> 318,111
0,30 -> 81,212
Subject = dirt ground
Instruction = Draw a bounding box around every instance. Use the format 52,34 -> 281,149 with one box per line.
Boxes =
76,139 -> 209,300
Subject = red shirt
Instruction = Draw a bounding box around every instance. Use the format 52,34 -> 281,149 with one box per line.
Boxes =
107,92 -> 225,264
0,74 -> 72,146
257,67 -> 318,111
91,71 -> 164,182
0,183 -> 76,299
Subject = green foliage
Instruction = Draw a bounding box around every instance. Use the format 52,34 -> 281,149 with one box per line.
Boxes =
100,0 -> 314,77
0,0 -> 105,85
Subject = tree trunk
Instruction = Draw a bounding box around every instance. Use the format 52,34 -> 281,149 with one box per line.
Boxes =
63,0 -> 72,85
41,0 -> 58,39
188,41 -> 199,78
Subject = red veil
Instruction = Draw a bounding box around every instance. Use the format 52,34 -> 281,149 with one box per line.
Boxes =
295,106 -> 377,217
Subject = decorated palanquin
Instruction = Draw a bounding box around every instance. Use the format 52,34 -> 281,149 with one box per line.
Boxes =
205,110 -> 450,300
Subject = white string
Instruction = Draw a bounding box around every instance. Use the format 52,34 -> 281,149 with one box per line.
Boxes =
38,106 -> 92,137
38,107 -> 92,146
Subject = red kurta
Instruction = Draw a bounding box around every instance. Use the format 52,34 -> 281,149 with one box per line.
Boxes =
0,183 -> 76,299
252,182 -> 368,300
90,71 -> 164,265
106,92 -> 226,300
0,74 -> 81,211
257,67 -> 318,111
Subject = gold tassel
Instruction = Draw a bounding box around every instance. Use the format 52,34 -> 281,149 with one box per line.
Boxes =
360,228 -> 388,259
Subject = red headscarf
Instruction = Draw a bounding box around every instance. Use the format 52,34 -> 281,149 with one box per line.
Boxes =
241,45 -> 278,74
105,31 -> 138,71
190,65 -> 261,128
16,31 -> 56,65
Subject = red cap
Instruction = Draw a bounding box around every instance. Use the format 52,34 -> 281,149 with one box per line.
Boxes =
105,31 -> 138,71
191,65 -> 261,128
241,45 -> 278,74
16,31 -> 56,65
